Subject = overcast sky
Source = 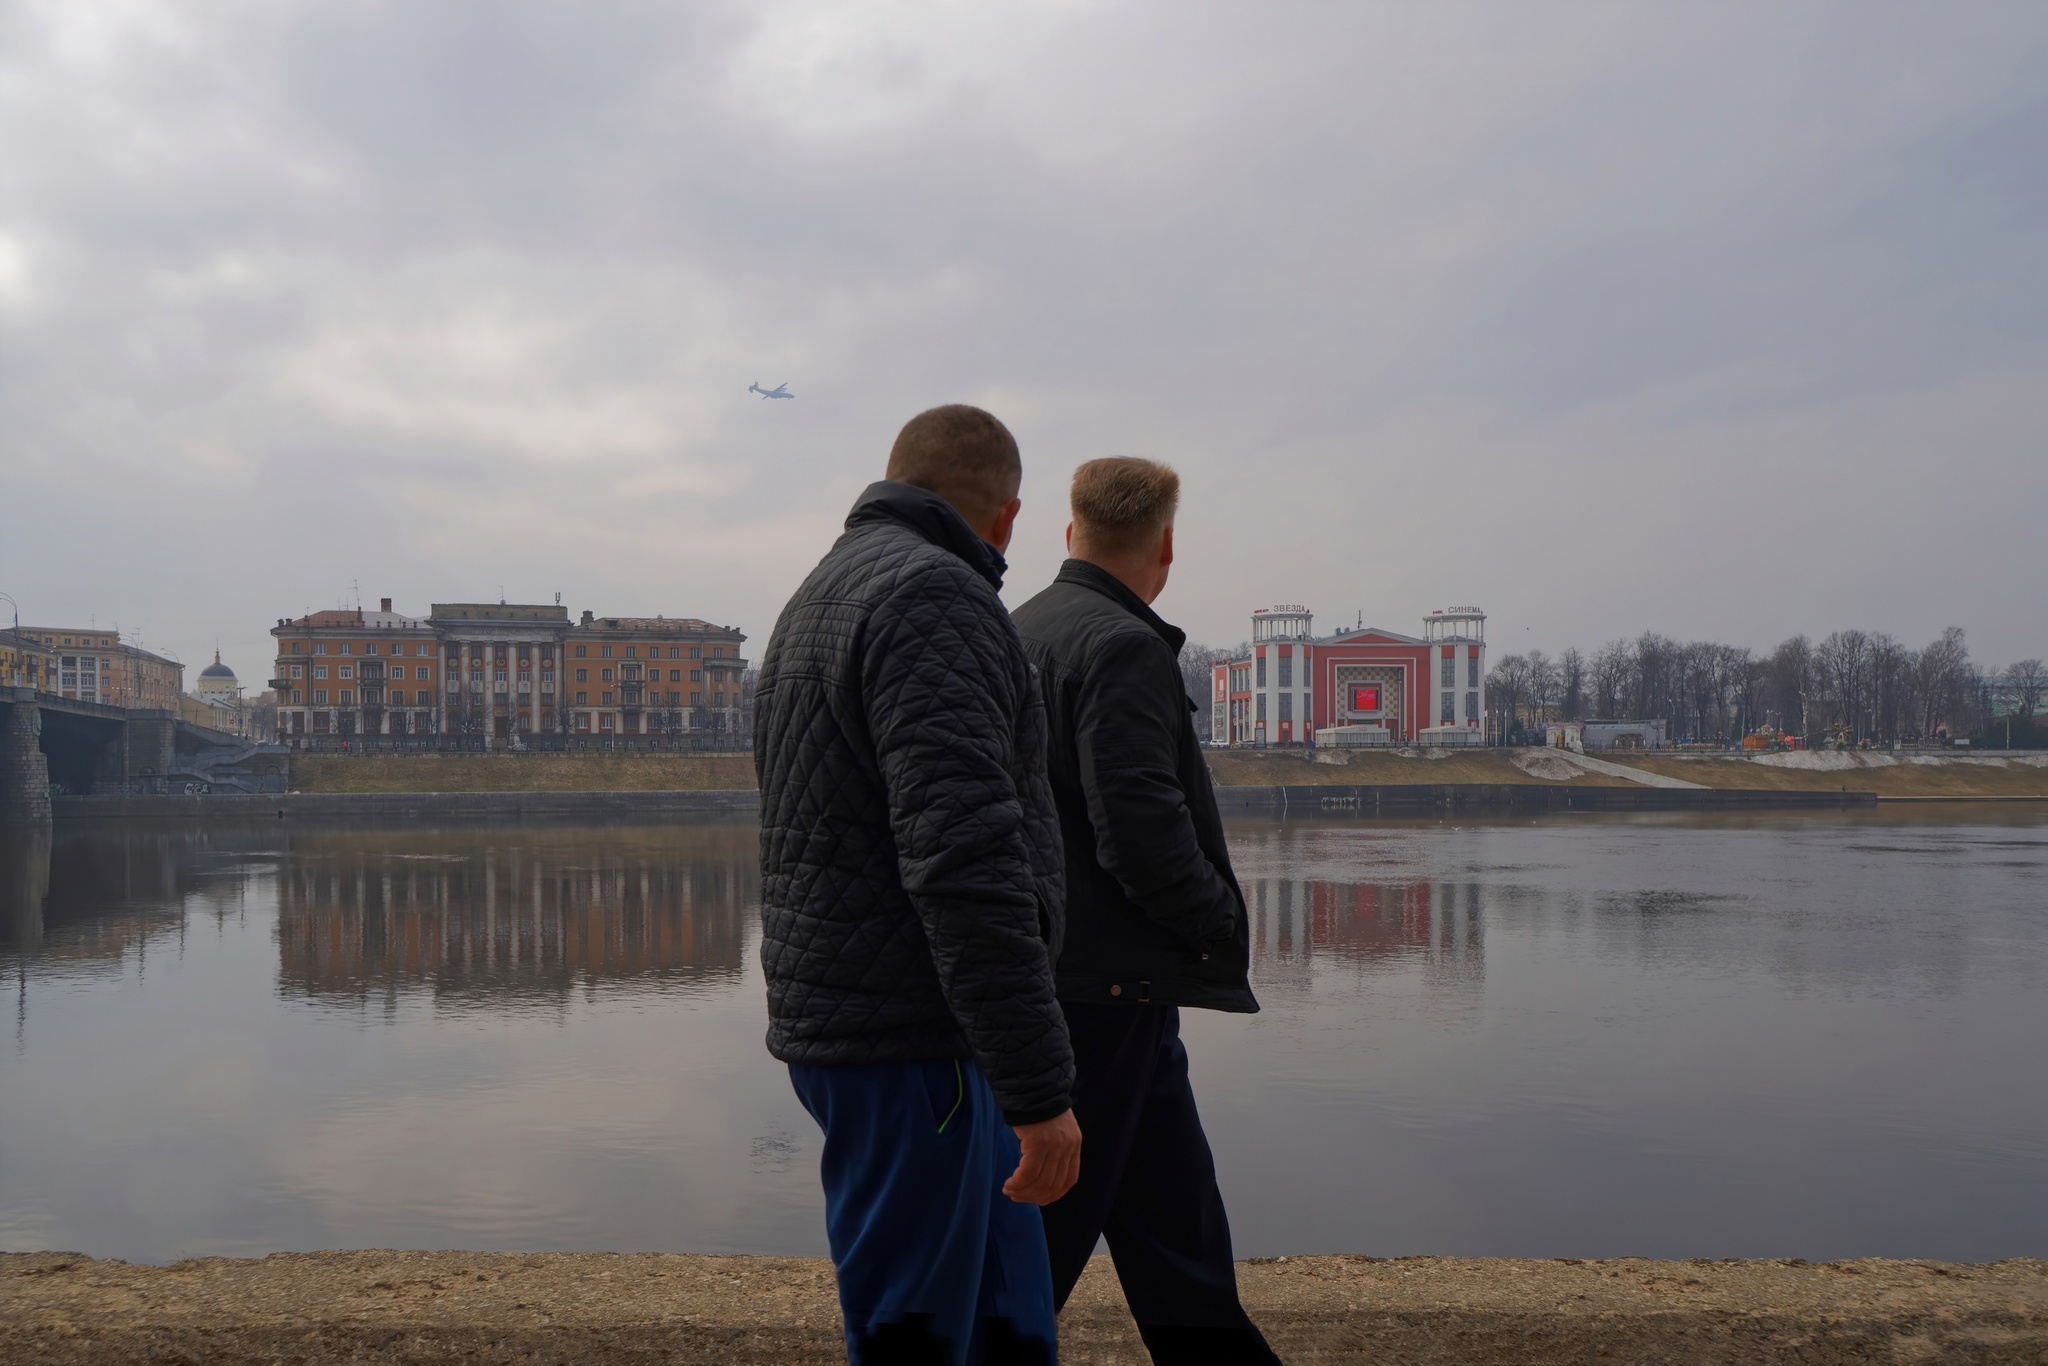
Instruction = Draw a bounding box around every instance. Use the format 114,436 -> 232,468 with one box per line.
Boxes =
3,1 -> 2045,685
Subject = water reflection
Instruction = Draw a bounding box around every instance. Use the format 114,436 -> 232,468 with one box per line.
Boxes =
1234,828 -> 1483,988
2,810 -> 2044,1265
273,828 -> 754,1007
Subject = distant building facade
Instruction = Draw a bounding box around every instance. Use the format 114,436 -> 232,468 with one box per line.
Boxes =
1,629 -> 56,692
1213,606 -> 1488,747
19,626 -> 183,709
270,598 -> 747,743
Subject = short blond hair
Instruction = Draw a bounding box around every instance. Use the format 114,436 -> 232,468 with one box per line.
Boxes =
1070,457 -> 1179,554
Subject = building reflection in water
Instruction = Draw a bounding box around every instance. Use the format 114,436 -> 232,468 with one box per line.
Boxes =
1233,827 -> 1483,989
1,821 -> 234,977
273,824 -> 756,1008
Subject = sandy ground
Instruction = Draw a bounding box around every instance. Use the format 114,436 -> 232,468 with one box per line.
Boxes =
286,747 -> 2048,800
4,1250 -> 2042,1364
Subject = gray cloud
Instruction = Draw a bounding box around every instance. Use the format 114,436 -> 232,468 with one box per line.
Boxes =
2,0 -> 2045,685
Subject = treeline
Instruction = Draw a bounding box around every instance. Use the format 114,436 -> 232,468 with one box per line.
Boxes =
1486,629 -> 2045,746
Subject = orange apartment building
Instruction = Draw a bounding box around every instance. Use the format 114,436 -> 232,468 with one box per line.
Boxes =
19,626 -> 184,710
271,599 -> 746,744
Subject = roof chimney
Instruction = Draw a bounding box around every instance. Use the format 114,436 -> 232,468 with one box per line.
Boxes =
380,597 -> 392,613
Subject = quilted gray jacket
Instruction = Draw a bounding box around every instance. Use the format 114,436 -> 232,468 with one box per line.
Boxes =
754,481 -> 1072,1126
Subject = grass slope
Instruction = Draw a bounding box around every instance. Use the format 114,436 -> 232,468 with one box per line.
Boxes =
1604,752 -> 2048,797
292,753 -> 756,793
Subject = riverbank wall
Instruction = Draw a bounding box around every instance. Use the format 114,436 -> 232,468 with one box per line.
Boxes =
51,783 -> 1880,821
5,1250 -> 2042,1364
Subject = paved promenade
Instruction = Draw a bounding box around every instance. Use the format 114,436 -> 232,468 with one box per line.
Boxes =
5,1250 -> 2043,1363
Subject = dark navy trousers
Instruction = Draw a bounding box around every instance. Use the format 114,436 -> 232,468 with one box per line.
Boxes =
789,1058 -> 1058,1366
1040,1004 -> 1280,1365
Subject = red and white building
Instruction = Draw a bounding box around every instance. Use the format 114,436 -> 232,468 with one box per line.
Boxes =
1213,606 -> 1488,747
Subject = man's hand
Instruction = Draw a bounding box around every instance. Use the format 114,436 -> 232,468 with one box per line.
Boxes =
1003,1109 -> 1082,1205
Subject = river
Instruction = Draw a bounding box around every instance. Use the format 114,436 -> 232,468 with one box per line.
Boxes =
1,809 -> 2042,1264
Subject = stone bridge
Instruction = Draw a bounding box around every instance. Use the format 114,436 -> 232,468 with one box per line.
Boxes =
0,689 -> 288,824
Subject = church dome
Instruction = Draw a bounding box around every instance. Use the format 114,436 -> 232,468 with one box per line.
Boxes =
196,651 -> 239,692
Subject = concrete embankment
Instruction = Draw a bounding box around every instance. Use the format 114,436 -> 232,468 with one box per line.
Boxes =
53,783 -> 1880,820
5,1250 -> 2043,1364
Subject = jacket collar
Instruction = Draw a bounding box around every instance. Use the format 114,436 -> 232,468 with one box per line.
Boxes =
846,481 -> 1008,590
1054,559 -> 1186,654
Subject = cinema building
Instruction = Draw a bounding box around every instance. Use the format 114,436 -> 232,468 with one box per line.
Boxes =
1212,606 -> 1488,747
270,599 -> 746,745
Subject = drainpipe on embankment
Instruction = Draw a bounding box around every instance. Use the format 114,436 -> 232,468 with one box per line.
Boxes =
2,1250 -> 2043,1364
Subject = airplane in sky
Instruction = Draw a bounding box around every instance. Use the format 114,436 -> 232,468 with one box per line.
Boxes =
748,381 -> 794,400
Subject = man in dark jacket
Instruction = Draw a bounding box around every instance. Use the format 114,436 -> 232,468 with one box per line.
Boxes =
755,404 -> 1081,1366
1012,457 -> 1280,1365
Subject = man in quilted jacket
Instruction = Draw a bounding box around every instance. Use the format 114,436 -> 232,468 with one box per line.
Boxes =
754,404 -> 1081,1366
1012,458 -> 1281,1365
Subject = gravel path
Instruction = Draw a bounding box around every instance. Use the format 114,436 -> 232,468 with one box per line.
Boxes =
6,1250 -> 2044,1363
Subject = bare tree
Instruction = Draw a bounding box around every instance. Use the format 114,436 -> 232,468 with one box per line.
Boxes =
1557,647 -> 1586,721
1590,638 -> 1633,719
1179,640 -> 1235,736
1525,650 -> 1558,728
1487,654 -> 1532,739
2005,659 -> 2046,717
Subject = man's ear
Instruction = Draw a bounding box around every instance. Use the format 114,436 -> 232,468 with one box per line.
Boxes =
1159,523 -> 1175,568
1065,522 -> 1074,553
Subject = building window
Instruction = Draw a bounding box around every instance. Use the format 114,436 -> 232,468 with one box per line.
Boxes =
1441,656 -> 1455,687
312,665 -> 328,679
315,643 -> 327,655
689,669 -> 702,682
1442,691 -> 1455,723
290,665 -> 303,679
1255,655 -> 1266,687
340,690 -> 353,704
576,668 -> 588,681
690,691 -> 702,705
494,669 -> 507,683
601,668 -> 614,681
1279,694 -> 1293,722
390,666 -> 405,680
446,678 -> 458,692
1278,654 -> 1292,687
1468,656 -> 1480,687
690,647 -> 701,659
338,666 -> 353,679
601,646 -> 613,658
417,644 -> 430,656
576,691 -> 588,704
625,646 -> 637,658
314,689 -> 328,704
1256,695 -> 1267,721
602,691 -> 614,706
1465,691 -> 1479,721
669,647 -> 681,658
340,643 -> 352,655
292,690 -> 302,704
575,645 -> 587,657
290,642 -> 302,654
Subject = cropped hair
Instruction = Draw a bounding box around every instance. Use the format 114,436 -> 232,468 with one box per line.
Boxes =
885,405 -> 1022,524
1069,457 -> 1179,554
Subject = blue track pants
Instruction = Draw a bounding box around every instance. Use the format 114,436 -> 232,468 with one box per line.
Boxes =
789,1058 -> 1058,1365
